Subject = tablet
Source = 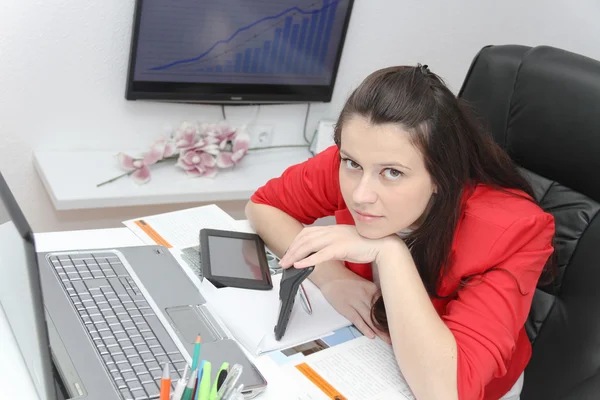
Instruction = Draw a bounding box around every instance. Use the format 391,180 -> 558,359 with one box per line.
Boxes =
199,228 -> 273,290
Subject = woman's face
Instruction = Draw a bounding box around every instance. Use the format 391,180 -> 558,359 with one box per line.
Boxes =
339,115 -> 436,239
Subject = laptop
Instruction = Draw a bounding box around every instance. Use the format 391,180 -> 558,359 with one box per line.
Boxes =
0,172 -> 267,400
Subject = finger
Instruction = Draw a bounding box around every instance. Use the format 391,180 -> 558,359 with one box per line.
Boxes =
287,228 -> 330,257
354,300 -> 380,337
360,310 -> 390,343
292,247 -> 338,268
378,332 -> 392,344
279,230 -> 320,266
355,297 -> 391,341
280,230 -> 331,267
287,227 -> 349,267
346,309 -> 376,339
286,226 -> 327,249
292,250 -> 330,268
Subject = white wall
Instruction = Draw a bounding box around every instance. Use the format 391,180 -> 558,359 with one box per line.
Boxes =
1,0 -> 599,232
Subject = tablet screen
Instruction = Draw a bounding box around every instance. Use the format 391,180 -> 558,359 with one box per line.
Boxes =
200,228 -> 272,290
208,236 -> 263,280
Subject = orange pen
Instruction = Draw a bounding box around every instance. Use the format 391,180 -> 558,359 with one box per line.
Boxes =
160,363 -> 171,400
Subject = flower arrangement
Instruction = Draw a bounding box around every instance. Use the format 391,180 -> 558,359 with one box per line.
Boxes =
97,121 -> 252,187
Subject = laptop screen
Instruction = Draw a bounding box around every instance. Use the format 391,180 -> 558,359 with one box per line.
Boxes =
0,174 -> 56,400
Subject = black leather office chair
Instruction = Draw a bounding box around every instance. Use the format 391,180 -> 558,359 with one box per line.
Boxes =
459,45 -> 600,400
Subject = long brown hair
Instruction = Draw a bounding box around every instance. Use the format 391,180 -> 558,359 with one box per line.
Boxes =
333,65 -> 547,333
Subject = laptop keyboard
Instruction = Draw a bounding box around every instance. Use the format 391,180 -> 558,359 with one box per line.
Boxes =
48,251 -> 187,400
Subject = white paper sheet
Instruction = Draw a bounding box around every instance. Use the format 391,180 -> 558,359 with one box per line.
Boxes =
285,336 -> 416,400
122,204 -> 236,248
199,274 -> 351,356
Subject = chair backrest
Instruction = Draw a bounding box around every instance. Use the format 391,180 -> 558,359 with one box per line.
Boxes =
459,44 -> 600,400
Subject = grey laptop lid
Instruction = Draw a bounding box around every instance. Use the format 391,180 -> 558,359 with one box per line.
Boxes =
0,173 -> 57,400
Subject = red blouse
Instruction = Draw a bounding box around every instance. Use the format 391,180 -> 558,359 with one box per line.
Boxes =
251,146 -> 555,400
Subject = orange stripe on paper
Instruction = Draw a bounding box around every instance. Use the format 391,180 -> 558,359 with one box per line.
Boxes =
295,363 -> 347,400
134,220 -> 172,248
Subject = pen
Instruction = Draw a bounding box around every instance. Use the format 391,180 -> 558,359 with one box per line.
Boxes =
209,362 -> 229,400
216,364 -> 243,400
181,367 -> 199,400
191,335 -> 202,372
223,383 -> 244,400
197,361 -> 211,400
172,364 -> 190,400
159,363 -> 171,400
299,283 -> 312,315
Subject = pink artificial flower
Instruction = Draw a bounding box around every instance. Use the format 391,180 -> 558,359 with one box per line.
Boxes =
203,122 -> 238,150
116,140 -> 171,184
176,147 -> 218,178
216,132 -> 250,168
117,153 -> 152,184
195,139 -> 221,156
154,137 -> 176,158
174,121 -> 201,149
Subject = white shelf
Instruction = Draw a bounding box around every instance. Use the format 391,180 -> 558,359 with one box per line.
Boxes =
33,148 -> 311,210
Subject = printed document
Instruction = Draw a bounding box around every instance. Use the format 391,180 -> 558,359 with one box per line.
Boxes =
122,204 -> 236,248
285,336 -> 416,400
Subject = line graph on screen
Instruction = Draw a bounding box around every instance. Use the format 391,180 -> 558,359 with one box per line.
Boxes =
146,0 -> 344,78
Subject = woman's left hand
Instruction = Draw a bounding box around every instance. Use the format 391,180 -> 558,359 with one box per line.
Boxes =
279,224 -> 402,268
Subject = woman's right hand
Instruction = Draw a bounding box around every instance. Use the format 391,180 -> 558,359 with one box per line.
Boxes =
310,260 -> 390,342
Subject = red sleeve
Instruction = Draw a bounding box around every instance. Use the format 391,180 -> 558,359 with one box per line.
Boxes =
250,145 -> 343,225
442,212 -> 555,400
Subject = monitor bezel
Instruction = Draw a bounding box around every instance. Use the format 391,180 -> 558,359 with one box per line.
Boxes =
124,0 -> 355,104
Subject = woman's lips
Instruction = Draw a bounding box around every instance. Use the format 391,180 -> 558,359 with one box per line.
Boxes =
354,209 -> 382,222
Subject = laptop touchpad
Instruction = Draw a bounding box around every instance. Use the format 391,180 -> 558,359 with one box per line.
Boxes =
165,305 -> 227,344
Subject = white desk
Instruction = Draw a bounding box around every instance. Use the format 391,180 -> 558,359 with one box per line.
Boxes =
0,228 -> 292,399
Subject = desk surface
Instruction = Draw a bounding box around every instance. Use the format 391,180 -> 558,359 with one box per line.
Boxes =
0,227 -> 290,400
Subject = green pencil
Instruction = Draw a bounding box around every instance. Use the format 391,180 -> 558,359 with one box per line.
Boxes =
191,335 -> 202,372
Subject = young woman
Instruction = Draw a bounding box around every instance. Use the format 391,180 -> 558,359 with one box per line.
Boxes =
245,65 -> 555,400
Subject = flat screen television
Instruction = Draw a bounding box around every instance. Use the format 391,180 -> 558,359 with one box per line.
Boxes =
125,0 -> 355,104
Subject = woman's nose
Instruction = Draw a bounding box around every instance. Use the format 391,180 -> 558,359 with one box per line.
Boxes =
352,177 -> 378,204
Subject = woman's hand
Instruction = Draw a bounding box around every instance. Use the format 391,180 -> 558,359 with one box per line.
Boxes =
318,265 -> 391,342
278,224 -> 401,268
279,224 -> 404,340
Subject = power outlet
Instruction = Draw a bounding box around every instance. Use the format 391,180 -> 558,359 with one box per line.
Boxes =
249,124 -> 275,148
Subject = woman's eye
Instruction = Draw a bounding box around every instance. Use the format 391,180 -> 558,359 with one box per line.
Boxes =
383,168 -> 402,179
344,159 -> 361,170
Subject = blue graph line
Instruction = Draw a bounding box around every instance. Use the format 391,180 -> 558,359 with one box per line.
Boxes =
150,0 -> 340,71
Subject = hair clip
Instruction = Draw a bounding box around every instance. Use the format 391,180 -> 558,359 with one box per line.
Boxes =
418,63 -> 431,76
